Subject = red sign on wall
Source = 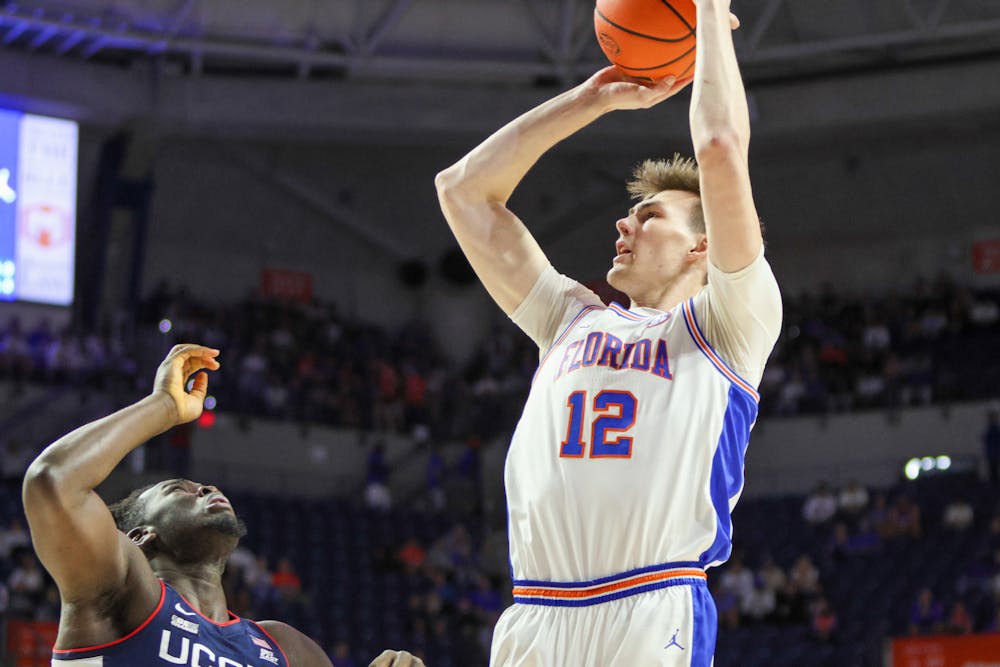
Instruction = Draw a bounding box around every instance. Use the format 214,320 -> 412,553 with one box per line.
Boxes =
260,268 -> 314,303
972,239 -> 1000,274
891,633 -> 1000,666
6,620 -> 58,667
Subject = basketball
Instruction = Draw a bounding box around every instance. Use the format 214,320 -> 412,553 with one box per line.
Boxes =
594,0 -> 697,81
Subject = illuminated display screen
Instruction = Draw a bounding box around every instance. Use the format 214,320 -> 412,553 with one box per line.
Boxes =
0,109 -> 78,306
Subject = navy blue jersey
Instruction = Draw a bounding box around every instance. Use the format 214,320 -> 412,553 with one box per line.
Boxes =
52,580 -> 289,667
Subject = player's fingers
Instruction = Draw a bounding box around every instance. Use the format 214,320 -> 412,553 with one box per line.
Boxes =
392,651 -> 422,666
188,371 -> 209,400
181,354 -> 220,381
730,12 -> 741,30
368,651 -> 395,667
595,64 -> 622,81
638,75 -> 687,107
369,650 -> 422,667
633,75 -> 674,102
670,75 -> 694,93
186,353 -> 221,373
168,343 -> 208,357
166,344 -> 220,368
652,75 -> 677,91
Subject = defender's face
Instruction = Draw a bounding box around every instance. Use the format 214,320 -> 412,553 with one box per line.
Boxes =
606,190 -> 702,296
139,479 -> 238,537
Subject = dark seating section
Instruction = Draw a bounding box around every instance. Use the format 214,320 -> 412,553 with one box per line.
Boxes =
714,473 -> 999,667
4,471 -> 998,666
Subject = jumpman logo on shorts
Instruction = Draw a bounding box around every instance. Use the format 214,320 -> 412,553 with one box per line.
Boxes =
664,629 -> 685,651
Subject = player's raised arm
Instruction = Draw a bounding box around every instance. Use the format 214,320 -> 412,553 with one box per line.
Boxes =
690,0 -> 762,273
435,68 -> 691,315
22,344 -> 219,603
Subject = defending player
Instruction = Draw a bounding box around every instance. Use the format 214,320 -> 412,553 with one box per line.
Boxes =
23,344 -> 424,667
435,1 -> 779,665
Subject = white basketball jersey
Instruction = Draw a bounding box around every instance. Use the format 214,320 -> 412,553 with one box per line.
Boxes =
505,282 -> 766,585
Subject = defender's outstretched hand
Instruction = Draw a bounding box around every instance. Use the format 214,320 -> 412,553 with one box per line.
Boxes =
369,650 -> 425,667
152,344 -> 221,424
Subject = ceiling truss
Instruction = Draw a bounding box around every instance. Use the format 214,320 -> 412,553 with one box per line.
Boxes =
0,0 -> 998,86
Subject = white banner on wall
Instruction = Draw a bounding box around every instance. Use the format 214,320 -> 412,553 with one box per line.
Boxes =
14,114 -> 78,306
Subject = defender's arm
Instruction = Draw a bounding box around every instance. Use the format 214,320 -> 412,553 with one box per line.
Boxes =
22,345 -> 218,602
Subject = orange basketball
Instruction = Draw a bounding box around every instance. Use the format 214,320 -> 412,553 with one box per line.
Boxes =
594,0 -> 697,81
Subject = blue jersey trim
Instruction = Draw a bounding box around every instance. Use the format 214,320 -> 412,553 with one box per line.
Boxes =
608,302 -> 645,321
683,298 -> 760,402
504,473 -> 514,582
699,385 -> 756,568
690,584 -> 718,667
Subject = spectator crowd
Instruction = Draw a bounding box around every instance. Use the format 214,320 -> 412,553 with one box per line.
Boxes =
1,274 -> 997,438
759,275 -> 999,417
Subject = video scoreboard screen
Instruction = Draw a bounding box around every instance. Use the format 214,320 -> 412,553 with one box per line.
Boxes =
0,109 -> 78,306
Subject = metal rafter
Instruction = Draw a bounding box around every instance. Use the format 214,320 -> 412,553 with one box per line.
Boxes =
1,20 -> 29,45
222,143 -> 413,261
899,0 -> 926,30
163,0 -> 196,41
54,28 -> 86,55
26,24 -> 56,50
360,0 -> 417,57
519,0 -> 560,64
557,0 -> 576,57
743,0 -> 783,56
2,1 -> 1000,84
750,15 -> 1000,66
79,35 -> 106,59
927,0 -> 954,30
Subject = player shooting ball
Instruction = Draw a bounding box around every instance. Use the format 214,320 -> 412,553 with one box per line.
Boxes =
436,0 -> 780,664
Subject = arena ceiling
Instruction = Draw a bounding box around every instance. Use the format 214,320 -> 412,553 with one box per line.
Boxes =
3,0 -> 1000,83
1,0 -> 1000,147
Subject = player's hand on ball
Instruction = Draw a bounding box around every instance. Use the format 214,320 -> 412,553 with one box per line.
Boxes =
368,649 -> 425,667
585,66 -> 693,112
153,344 -> 221,425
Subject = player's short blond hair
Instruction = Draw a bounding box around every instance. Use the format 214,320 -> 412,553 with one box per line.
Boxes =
626,154 -> 704,235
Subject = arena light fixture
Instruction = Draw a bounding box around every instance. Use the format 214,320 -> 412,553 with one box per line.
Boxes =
904,455 -> 956,480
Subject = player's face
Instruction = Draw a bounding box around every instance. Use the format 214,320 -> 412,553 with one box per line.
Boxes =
140,479 -> 244,541
606,190 -> 703,297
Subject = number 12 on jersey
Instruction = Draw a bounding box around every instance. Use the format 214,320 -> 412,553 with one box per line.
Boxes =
560,390 -> 637,459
